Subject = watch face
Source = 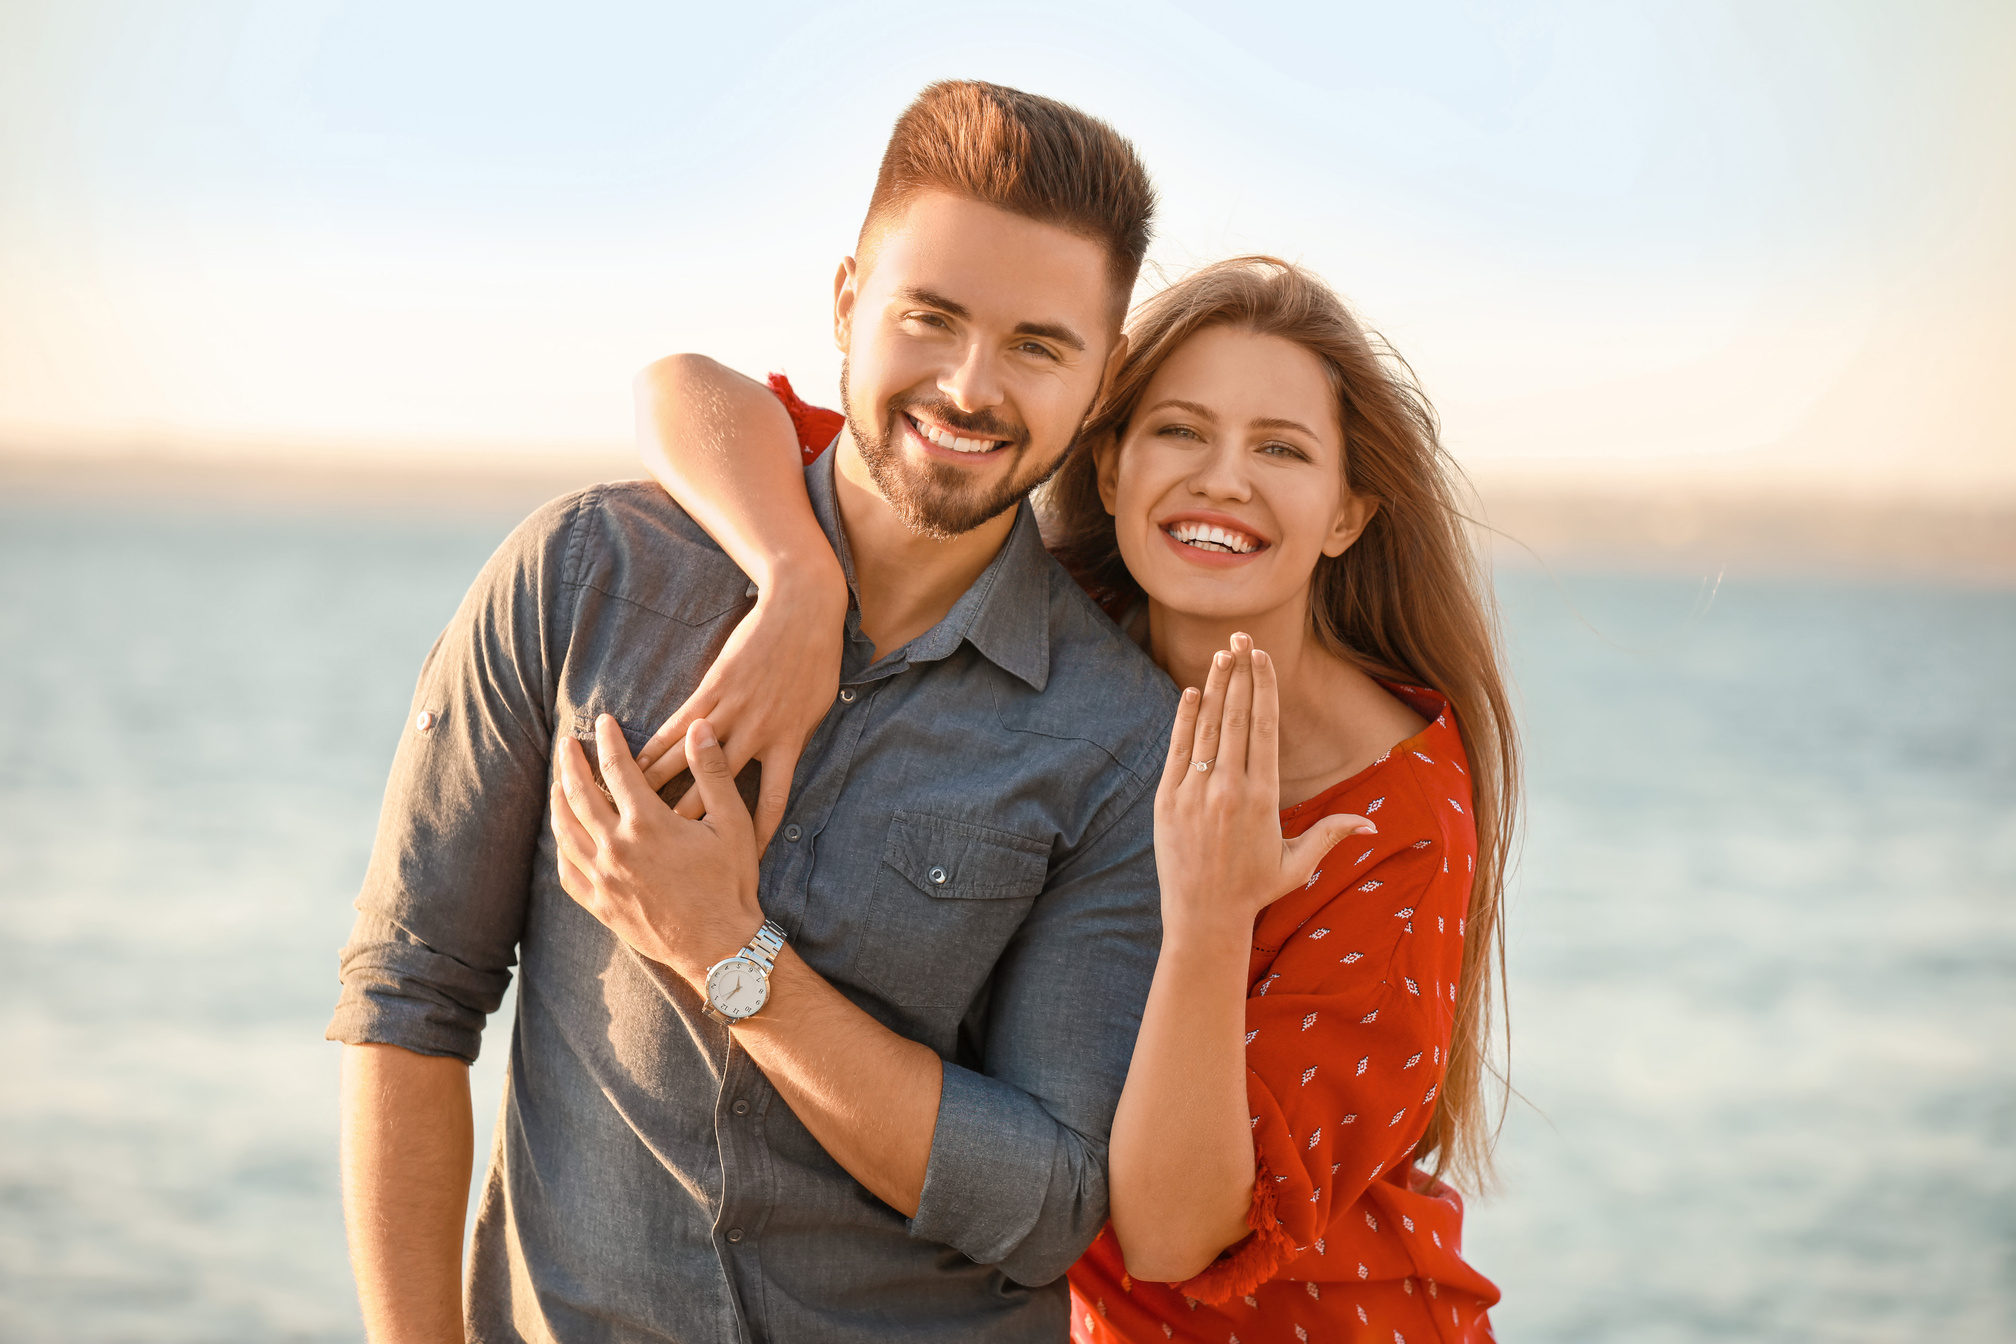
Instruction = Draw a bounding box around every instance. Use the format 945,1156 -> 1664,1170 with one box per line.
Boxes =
706,957 -> 768,1019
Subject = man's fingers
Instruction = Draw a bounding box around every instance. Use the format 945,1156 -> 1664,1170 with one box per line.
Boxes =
594,715 -> 656,817
1219,633 -> 1255,777
643,738 -> 690,792
548,779 -> 600,875
1248,648 -> 1282,799
1160,686 -> 1203,792
750,747 -> 800,851
684,719 -> 752,836
557,736 -> 617,834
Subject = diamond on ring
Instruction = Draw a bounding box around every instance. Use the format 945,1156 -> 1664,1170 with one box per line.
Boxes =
1192,758 -> 1215,772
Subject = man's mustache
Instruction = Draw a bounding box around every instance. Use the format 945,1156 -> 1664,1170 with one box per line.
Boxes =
889,397 -> 1026,448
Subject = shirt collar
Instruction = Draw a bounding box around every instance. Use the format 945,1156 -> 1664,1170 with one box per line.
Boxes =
805,444 -> 1052,693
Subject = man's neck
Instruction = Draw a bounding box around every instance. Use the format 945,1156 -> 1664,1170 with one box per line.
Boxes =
833,433 -> 1019,662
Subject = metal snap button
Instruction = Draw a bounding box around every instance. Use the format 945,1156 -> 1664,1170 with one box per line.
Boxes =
784,825 -> 802,843
726,1228 -> 744,1243
928,866 -> 947,885
414,710 -> 436,732
839,688 -> 857,703
732,1099 -> 750,1117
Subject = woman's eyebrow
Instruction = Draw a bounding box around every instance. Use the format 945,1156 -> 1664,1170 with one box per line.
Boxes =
1251,416 -> 1322,438
1142,398 -> 1218,421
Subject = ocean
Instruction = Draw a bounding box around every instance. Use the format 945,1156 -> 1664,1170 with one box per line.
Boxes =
1,498 -> 2009,1342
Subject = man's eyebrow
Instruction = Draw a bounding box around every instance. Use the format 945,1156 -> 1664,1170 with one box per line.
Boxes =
1012,321 -> 1087,354
897,287 -> 970,319
896,287 -> 1087,354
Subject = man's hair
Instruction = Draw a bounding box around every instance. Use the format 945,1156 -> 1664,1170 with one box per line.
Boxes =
861,80 -> 1156,309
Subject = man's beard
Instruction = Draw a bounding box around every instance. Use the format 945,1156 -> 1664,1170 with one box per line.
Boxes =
840,359 -> 1069,541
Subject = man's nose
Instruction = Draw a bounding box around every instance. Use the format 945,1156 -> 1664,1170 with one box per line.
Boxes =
938,340 -> 1006,416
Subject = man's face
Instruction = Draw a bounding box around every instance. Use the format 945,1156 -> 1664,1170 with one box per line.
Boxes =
834,191 -> 1122,539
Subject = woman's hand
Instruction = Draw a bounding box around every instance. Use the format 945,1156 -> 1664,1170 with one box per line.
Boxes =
1153,633 -> 1374,939
552,714 -> 765,987
634,571 -> 848,851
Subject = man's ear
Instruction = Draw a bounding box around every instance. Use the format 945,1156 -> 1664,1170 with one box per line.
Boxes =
1094,436 -> 1123,518
1323,486 -> 1379,558
833,256 -> 859,354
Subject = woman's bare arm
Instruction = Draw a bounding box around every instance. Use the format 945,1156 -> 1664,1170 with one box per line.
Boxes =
1109,638 -> 1371,1282
630,355 -> 848,847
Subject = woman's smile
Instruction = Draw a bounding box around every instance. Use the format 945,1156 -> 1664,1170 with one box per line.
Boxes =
1157,510 -> 1271,566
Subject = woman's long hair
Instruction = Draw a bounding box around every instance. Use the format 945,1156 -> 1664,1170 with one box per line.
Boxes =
1042,256 -> 1519,1189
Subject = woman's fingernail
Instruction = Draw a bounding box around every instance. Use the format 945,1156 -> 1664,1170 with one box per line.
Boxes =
693,721 -> 717,749
1183,687 -> 1199,703
1214,651 -> 1230,668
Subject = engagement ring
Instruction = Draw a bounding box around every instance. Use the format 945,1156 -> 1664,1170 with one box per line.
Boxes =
1192,758 -> 1215,771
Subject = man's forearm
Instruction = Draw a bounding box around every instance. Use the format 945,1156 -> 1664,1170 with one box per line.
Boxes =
732,949 -> 943,1216
340,1042 -> 474,1344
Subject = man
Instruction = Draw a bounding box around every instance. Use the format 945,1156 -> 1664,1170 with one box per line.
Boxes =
328,81 -> 1174,1342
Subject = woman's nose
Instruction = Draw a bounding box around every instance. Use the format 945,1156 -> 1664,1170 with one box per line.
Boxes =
1188,445 -> 1252,501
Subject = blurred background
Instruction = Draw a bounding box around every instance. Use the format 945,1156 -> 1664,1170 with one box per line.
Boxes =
2,2 -> 2011,1341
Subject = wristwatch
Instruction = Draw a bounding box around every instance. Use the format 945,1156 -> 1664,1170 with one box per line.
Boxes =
701,920 -> 789,1025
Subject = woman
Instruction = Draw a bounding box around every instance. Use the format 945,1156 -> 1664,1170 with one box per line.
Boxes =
583,257 -> 1517,1342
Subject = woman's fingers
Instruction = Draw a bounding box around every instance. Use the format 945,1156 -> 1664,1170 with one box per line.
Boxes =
683,719 -> 754,844
1248,647 -> 1282,799
1189,648 -> 1233,779
1280,813 -> 1377,896
1218,634 -> 1255,777
1159,686 -> 1203,794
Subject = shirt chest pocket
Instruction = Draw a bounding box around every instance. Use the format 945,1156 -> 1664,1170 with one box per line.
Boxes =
853,811 -> 1050,1010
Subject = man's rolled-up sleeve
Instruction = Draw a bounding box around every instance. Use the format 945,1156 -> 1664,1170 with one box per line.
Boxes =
325,492 -> 582,1064
907,779 -> 1162,1286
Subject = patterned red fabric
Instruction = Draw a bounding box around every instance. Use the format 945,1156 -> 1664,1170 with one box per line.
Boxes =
768,374 -> 844,464
1069,685 -> 1499,1344
768,381 -> 1499,1343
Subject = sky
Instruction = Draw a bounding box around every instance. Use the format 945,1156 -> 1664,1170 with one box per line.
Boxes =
2,0 -> 2011,491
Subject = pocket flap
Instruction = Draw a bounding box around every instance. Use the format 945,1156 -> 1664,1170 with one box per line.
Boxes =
882,811 -> 1049,900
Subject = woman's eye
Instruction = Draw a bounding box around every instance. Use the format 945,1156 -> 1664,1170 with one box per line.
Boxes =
1156,424 -> 1201,442
1259,441 -> 1308,460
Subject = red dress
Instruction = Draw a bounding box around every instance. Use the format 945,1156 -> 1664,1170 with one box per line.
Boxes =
768,378 -> 1499,1344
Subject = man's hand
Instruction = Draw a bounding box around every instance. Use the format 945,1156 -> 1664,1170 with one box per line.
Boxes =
634,574 -> 847,850
551,715 -> 765,984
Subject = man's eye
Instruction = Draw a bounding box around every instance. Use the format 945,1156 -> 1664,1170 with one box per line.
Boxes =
1017,341 -> 1058,360
905,312 -> 949,329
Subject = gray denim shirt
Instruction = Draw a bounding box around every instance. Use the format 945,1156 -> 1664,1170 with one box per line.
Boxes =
327,450 -> 1175,1343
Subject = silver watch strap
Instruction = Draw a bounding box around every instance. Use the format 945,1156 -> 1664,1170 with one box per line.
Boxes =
741,919 -> 787,974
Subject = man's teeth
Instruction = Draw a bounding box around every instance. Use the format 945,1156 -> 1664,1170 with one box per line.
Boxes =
914,417 -> 1001,454
1167,521 -> 1260,555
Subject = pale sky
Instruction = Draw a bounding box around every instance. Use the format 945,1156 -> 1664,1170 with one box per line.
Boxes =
2,0 -> 2011,491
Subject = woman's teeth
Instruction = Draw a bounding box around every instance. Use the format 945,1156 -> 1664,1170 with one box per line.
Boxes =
912,416 -> 1002,454
1166,521 -> 1261,555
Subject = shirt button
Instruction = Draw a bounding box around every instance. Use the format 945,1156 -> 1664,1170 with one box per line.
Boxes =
731,1099 -> 750,1116
928,866 -> 948,885
784,825 -> 802,843
726,1228 -> 744,1243
414,710 -> 436,732
838,688 -> 857,703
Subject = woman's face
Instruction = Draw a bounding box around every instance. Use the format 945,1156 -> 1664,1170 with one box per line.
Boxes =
1097,325 -> 1372,624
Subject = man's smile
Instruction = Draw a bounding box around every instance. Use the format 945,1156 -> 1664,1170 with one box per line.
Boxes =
902,410 -> 1011,456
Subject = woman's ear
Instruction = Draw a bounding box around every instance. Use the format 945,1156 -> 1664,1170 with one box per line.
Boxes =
832,256 -> 859,353
1094,436 -> 1123,517
1323,488 -> 1378,558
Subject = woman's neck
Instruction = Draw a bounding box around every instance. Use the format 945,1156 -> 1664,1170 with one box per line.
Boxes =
1146,592 -> 1428,807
